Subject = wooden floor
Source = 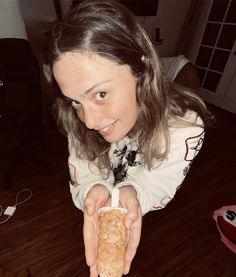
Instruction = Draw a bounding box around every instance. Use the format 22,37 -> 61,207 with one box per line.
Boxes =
0,104 -> 236,277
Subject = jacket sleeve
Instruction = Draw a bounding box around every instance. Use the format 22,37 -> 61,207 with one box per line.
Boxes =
68,137 -> 114,211
116,122 -> 205,215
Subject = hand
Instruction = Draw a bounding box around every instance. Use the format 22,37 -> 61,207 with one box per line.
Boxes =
83,184 -> 110,277
119,185 -> 142,275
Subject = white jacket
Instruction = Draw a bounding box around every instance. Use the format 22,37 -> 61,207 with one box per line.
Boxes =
68,112 -> 204,215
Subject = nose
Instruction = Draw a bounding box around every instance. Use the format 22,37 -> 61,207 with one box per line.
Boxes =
81,105 -> 101,130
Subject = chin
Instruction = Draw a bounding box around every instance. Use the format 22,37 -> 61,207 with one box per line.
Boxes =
103,133 -> 126,143
104,137 -> 120,143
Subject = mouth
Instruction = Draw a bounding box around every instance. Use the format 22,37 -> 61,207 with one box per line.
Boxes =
98,121 -> 117,137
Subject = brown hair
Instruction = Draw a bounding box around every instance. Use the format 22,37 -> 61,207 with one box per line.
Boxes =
44,0 -> 212,173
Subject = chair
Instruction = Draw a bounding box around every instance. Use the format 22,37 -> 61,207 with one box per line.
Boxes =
161,54 -> 200,91
0,38 -> 48,189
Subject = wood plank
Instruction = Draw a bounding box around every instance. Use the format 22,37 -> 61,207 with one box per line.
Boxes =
0,105 -> 236,276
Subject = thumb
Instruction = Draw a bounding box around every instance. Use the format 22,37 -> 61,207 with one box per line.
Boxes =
84,199 -> 96,216
125,203 -> 139,229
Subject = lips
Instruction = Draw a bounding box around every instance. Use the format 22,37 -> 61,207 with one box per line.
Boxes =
98,121 -> 116,137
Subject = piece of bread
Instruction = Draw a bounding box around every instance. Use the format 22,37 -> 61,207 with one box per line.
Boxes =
97,209 -> 127,277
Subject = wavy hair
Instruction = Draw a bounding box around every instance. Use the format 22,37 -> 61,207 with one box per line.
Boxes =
44,0 -> 212,172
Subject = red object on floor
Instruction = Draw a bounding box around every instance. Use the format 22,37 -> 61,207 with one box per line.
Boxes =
213,205 -> 236,253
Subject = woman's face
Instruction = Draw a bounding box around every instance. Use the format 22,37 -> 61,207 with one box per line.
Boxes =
53,51 -> 139,143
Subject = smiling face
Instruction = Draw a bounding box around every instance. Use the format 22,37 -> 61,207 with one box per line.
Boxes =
53,51 -> 139,143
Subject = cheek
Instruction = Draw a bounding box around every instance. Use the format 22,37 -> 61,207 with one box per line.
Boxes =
115,89 -> 137,116
113,99 -> 138,121
108,103 -> 126,118
123,93 -> 138,117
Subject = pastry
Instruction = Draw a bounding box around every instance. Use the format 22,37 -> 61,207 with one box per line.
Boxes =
97,208 -> 127,277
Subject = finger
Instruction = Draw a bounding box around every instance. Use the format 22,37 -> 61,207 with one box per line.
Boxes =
90,264 -> 98,277
104,197 -> 111,207
84,197 -> 96,216
83,211 -> 97,266
124,227 -> 141,273
124,210 -> 142,274
125,201 -> 139,229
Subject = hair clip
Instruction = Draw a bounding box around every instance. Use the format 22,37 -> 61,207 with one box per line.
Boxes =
141,55 -> 145,62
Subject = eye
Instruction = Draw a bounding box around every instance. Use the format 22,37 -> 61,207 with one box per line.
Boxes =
63,97 -> 81,107
71,100 -> 81,107
96,91 -> 107,101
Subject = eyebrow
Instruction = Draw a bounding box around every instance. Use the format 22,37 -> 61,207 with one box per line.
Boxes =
63,79 -> 113,103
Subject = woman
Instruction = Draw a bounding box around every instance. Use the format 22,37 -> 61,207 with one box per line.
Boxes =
44,0 -> 212,276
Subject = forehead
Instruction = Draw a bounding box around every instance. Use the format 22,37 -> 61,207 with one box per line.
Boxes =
53,51 -> 129,78
52,51 -> 134,92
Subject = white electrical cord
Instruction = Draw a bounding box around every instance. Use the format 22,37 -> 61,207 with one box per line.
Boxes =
0,188 -> 33,224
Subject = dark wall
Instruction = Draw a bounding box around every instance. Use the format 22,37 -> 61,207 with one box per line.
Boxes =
72,0 -> 159,16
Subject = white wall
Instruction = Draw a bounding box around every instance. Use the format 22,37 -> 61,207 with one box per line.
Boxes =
20,0 -> 57,54
139,0 -> 192,57
57,0 -> 192,58
0,0 -> 27,39
0,0 -> 192,58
